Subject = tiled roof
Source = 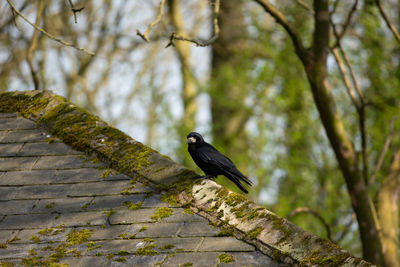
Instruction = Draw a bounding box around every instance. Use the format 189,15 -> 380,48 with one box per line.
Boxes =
0,91 -> 372,267
0,112 -> 278,266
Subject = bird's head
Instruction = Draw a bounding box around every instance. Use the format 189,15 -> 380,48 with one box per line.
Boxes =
186,132 -> 204,145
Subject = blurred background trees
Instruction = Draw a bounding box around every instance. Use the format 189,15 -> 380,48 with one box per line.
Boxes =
0,0 -> 399,265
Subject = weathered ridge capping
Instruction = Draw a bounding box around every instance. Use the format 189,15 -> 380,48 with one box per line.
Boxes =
0,90 -> 372,266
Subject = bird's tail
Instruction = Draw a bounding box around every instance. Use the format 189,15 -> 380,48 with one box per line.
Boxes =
230,178 -> 249,194
226,168 -> 253,186
224,169 -> 252,194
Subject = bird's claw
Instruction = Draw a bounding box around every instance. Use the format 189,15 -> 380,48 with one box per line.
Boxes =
204,175 -> 217,180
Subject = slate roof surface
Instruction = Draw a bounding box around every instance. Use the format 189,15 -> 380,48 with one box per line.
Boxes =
0,112 -> 281,266
0,91 -> 373,267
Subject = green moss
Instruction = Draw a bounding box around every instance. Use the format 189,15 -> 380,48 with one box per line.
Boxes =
159,244 -> 175,250
29,235 -> 40,243
48,243 -> 68,262
95,253 -> 103,256
121,185 -> 136,195
160,193 -> 180,207
218,253 -> 235,264
0,262 -> 15,267
263,212 -> 291,243
216,225 -> 235,237
113,257 -> 127,262
20,256 -> 67,267
87,241 -> 102,251
181,262 -> 193,266
118,232 -> 136,239
101,169 -> 112,179
135,244 -> 158,256
142,238 -> 155,242
225,193 -> 247,207
67,248 -> 82,257
122,201 -> 143,210
106,254 -> 114,260
103,209 -> 116,219
138,226 -> 148,232
6,237 -> 20,243
231,201 -> 251,218
0,244 -> 7,249
0,92 -> 50,117
45,136 -> 57,143
66,229 -> 93,245
245,227 -> 263,239
42,246 -> 54,251
151,207 -> 173,221
184,208 -> 194,214
81,203 -> 90,209
38,228 -> 53,235
299,250 -> 350,266
115,250 -> 129,256
247,207 -> 264,221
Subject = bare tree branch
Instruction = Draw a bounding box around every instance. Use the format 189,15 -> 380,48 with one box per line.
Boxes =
165,0 -> 220,48
67,0 -> 84,24
296,0 -> 314,15
331,48 -> 360,108
330,0 -> 341,15
331,15 -> 368,185
27,0 -> 44,90
6,0 -> 94,56
254,0 -> 306,62
375,0 -> 400,43
287,207 -> 333,242
336,212 -> 356,243
332,0 -> 358,48
137,0 -> 166,42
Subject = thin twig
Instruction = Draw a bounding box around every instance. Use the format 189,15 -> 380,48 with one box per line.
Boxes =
27,0 -> 44,90
332,0 -> 358,48
331,48 -> 359,108
331,16 -> 368,185
370,118 -> 396,184
254,0 -> 306,62
375,0 -> 400,43
137,0 -> 166,42
296,0 -> 314,15
165,32 -> 219,48
287,207 -> 333,242
165,0 -> 220,48
67,0 -> 84,24
6,0 -> 94,56
330,0 -> 341,15
336,212 -> 356,243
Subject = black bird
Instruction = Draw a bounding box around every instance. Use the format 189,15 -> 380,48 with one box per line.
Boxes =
186,132 -> 253,194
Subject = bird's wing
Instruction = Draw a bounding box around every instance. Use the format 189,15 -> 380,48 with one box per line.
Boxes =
197,144 -> 253,186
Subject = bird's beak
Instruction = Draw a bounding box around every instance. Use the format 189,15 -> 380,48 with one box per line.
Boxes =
187,137 -> 196,144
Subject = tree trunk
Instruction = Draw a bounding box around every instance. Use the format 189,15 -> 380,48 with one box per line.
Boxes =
377,151 -> 400,267
168,0 -> 198,164
301,1 -> 384,265
210,0 -> 249,159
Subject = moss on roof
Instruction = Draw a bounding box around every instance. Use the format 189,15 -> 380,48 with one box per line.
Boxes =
0,90 -> 372,266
